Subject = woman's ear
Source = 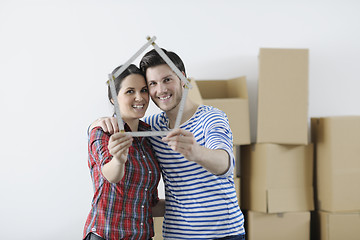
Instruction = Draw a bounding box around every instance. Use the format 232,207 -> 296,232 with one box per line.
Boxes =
110,98 -> 114,105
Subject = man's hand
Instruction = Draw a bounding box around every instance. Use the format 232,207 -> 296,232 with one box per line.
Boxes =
162,128 -> 230,176
91,117 -> 119,134
162,128 -> 201,162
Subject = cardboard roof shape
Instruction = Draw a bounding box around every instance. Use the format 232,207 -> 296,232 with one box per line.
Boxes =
108,36 -> 192,137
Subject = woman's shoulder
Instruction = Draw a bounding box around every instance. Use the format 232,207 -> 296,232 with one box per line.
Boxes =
89,126 -> 111,143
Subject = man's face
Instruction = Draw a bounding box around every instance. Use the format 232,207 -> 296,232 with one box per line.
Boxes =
146,64 -> 183,113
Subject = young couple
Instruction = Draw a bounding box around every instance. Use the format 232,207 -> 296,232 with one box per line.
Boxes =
83,49 -> 245,240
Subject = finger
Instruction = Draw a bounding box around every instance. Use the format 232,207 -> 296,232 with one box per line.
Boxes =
105,120 -> 115,134
98,120 -> 109,133
109,141 -> 131,155
109,138 -> 132,155
166,141 -> 189,155
110,117 -> 120,133
110,133 -> 133,144
165,128 -> 184,138
164,134 -> 191,145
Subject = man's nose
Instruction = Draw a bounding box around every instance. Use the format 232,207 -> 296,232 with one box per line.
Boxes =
158,83 -> 167,93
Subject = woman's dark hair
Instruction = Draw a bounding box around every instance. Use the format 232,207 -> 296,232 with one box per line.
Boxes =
139,48 -> 186,77
107,64 -> 144,104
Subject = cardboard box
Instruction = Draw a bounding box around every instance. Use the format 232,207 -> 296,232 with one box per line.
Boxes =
234,177 -> 241,207
257,48 -> 309,145
153,217 -> 163,240
233,145 -> 241,206
188,77 -> 251,145
246,211 -> 310,240
241,143 -> 314,213
318,211 -> 360,240
311,116 -> 360,212
234,145 -> 241,177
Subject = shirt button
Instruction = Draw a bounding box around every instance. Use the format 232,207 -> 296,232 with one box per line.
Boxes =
145,188 -> 148,191
149,171 -> 152,173
143,155 -> 146,158
141,205 -> 144,208
140,223 -> 143,226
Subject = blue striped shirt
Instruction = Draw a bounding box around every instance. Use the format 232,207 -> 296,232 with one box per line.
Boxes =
144,105 -> 245,239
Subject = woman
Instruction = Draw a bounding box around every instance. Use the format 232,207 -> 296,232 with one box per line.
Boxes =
83,64 -> 164,240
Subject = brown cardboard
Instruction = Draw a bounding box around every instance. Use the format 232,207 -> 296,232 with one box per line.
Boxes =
234,145 -> 241,177
233,145 -> 241,206
153,217 -> 163,240
318,211 -> 360,240
234,177 -> 241,207
246,211 -> 310,240
311,116 -> 360,212
241,143 -> 314,213
257,48 -> 309,145
188,77 -> 251,145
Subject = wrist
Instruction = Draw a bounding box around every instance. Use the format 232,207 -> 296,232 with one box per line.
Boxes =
192,145 -> 205,164
112,156 -> 127,165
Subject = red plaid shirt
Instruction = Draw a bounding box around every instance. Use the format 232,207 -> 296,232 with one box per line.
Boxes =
83,121 -> 161,240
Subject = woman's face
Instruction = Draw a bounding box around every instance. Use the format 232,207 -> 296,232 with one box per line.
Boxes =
117,74 -> 149,122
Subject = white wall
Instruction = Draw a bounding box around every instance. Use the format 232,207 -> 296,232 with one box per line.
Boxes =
1,0 -> 359,239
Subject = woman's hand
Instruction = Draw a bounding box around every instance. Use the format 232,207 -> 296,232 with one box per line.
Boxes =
102,132 -> 133,183
108,132 -> 133,164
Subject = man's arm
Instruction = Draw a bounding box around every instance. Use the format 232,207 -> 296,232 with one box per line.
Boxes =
162,128 -> 230,175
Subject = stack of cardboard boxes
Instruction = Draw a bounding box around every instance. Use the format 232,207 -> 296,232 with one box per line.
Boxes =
311,116 -> 360,240
241,48 -> 314,240
153,48 -> 360,240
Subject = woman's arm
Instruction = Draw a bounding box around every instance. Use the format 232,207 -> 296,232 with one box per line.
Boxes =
102,132 -> 133,183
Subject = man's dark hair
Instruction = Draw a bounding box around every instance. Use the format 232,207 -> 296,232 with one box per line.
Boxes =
139,48 -> 186,77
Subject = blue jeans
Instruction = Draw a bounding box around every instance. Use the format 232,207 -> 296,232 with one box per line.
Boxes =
214,234 -> 246,240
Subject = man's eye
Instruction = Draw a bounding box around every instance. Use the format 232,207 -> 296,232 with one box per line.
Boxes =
164,78 -> 170,82
149,82 -> 156,86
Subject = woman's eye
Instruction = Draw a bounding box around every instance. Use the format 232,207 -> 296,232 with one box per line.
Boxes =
141,88 -> 148,93
126,90 -> 134,94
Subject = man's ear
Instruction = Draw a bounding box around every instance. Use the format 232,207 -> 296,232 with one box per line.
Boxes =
110,98 -> 114,105
181,71 -> 187,87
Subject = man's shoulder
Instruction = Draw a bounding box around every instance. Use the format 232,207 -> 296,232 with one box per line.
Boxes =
143,112 -> 167,127
197,105 -> 228,119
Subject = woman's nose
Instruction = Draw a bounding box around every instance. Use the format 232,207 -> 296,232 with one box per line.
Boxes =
135,91 -> 144,101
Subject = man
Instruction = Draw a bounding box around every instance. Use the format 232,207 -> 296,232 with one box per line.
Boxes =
91,49 -> 245,239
